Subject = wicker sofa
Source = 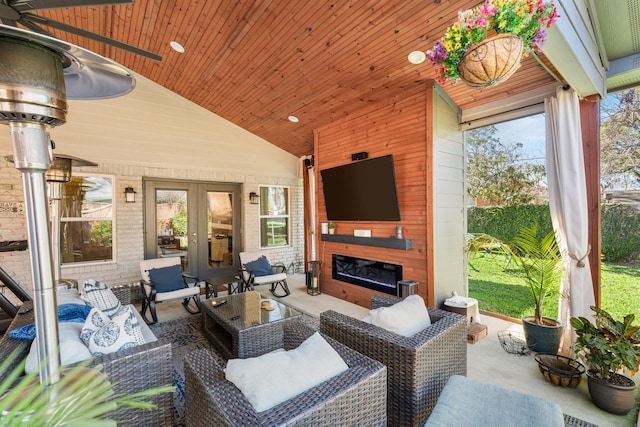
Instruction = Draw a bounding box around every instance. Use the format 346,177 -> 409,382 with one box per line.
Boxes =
0,287 -> 174,427
320,295 -> 468,427
184,320 -> 388,426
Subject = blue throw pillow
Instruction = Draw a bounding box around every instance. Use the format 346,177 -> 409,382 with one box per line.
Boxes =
244,256 -> 273,277
9,303 -> 92,340
147,264 -> 185,293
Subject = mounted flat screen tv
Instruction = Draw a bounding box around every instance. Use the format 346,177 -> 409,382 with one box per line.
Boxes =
320,154 -> 401,221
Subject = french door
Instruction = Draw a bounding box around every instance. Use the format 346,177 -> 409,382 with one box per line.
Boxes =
143,179 -> 242,281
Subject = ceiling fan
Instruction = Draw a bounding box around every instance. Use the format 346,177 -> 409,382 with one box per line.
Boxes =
0,0 -> 161,61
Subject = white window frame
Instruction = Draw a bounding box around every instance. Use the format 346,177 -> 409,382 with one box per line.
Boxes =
60,173 -> 116,267
259,185 -> 290,248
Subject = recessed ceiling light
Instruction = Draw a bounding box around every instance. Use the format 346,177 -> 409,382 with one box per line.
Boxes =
170,41 -> 185,53
288,115 -> 299,123
408,50 -> 426,64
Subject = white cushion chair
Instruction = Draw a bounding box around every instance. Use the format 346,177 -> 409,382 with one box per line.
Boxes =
239,250 -> 290,297
139,257 -> 201,324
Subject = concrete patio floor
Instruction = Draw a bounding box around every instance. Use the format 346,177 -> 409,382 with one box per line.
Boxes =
160,273 -> 639,427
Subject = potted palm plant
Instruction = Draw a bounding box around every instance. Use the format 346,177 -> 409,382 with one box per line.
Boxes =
511,223 -> 564,353
571,306 -> 640,415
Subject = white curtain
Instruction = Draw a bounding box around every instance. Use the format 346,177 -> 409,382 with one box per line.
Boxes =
308,162 -> 317,260
545,86 -> 596,354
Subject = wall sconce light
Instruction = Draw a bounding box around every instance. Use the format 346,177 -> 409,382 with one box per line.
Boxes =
124,186 -> 136,203
249,191 -> 260,204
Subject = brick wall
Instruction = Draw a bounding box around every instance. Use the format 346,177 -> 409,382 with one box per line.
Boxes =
0,159 -> 30,304
0,159 -> 303,303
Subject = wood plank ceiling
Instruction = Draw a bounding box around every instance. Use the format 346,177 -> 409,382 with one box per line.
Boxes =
32,0 -> 557,157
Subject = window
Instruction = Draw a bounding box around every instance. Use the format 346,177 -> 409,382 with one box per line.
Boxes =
259,186 -> 289,248
60,175 -> 114,265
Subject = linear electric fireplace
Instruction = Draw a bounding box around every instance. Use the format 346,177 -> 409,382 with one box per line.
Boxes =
332,254 -> 402,296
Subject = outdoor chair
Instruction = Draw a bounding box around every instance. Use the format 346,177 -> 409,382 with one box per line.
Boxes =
139,257 -> 201,324
320,295 -> 468,427
239,250 -> 290,297
184,321 -> 387,426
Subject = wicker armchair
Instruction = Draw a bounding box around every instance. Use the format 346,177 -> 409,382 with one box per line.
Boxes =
184,320 -> 387,426
319,295 -> 467,427
0,287 -> 174,427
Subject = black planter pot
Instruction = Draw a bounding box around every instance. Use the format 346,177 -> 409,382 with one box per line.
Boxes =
521,316 -> 563,353
586,371 -> 637,415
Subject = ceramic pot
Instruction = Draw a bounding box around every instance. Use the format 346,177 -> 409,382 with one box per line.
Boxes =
586,371 -> 636,415
457,33 -> 523,88
521,316 -> 563,353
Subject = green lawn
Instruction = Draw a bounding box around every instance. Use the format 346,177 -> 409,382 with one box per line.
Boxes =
468,253 -> 640,322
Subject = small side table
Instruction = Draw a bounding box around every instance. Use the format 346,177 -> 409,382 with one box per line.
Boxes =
204,275 -> 242,298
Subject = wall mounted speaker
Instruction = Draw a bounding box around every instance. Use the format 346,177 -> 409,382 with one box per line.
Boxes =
304,156 -> 314,168
351,152 -> 368,161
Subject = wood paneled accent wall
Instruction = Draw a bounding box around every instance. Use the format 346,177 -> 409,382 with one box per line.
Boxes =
314,84 -> 435,308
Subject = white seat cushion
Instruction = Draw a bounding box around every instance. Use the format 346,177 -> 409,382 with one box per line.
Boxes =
225,332 -> 348,412
25,322 -> 93,374
143,283 -> 200,301
252,272 -> 287,285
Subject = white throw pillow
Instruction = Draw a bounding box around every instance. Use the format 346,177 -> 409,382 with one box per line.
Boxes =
225,332 -> 348,412
86,305 -> 145,356
80,279 -> 122,318
25,322 -> 93,374
369,294 -> 431,337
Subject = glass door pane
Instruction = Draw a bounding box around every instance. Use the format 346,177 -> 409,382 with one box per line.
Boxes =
144,179 -> 241,281
197,183 -> 241,281
207,191 -> 233,268
155,189 -> 189,271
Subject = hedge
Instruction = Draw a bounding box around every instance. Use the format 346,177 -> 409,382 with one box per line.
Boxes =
468,203 -> 640,262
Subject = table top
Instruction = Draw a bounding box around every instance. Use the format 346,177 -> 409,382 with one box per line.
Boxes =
201,291 -> 301,331
204,275 -> 239,285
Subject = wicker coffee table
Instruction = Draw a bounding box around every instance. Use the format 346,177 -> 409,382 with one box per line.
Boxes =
201,291 -> 302,359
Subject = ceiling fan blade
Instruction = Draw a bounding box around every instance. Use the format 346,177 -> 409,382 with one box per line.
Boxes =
24,13 -> 161,61
11,0 -> 132,13
18,17 -> 50,34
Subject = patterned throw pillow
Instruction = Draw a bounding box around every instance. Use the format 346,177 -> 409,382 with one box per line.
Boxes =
85,305 -> 145,356
80,279 -> 122,318
80,307 -> 111,345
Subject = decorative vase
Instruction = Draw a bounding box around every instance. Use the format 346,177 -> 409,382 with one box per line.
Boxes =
586,371 -> 636,415
521,316 -> 563,353
457,33 -> 524,88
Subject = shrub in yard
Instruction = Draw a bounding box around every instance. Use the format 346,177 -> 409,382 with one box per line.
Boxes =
601,203 -> 640,262
469,203 -> 640,261
467,205 -> 553,243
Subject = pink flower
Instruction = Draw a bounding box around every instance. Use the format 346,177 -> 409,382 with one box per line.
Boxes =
475,17 -> 489,28
480,1 -> 497,17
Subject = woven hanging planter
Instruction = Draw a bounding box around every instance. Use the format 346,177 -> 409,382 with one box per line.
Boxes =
457,33 -> 524,88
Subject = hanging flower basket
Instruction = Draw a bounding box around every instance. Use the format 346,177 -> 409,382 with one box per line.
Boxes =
426,0 -> 559,87
457,33 -> 523,88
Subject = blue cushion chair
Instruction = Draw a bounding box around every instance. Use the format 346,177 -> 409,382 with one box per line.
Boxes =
139,257 -> 201,324
239,250 -> 290,297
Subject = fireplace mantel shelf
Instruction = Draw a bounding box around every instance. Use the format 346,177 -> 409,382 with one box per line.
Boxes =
321,233 -> 412,250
